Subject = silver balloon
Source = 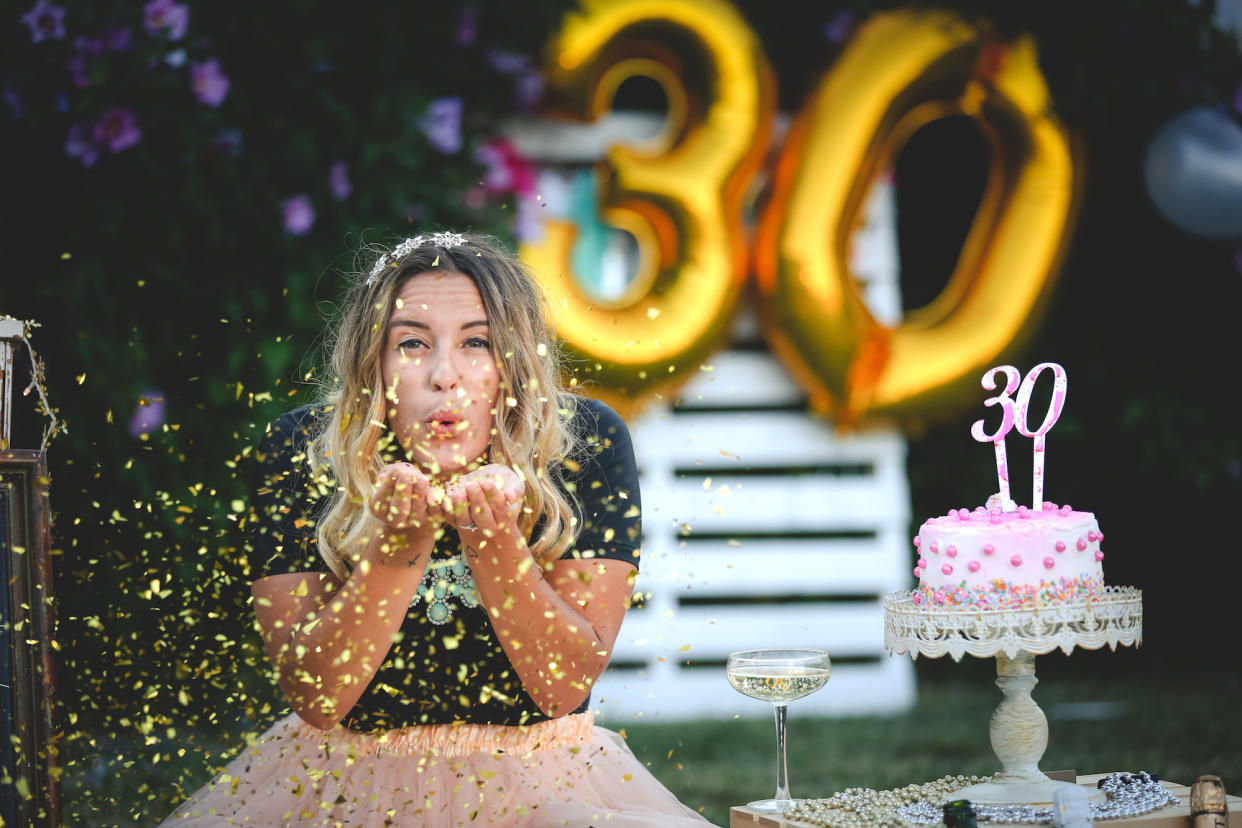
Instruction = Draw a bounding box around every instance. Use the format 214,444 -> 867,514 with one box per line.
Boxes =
1143,105 -> 1242,238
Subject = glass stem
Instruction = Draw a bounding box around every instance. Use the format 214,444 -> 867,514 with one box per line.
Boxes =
773,702 -> 791,803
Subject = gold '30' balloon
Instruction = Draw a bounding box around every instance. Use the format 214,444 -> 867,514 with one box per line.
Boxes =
520,0 -> 774,414
755,10 -> 1083,426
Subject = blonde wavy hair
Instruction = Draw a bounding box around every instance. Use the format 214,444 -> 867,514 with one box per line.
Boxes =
307,233 -> 580,581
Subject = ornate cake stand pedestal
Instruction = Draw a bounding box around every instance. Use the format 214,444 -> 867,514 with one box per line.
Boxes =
884,586 -> 1143,806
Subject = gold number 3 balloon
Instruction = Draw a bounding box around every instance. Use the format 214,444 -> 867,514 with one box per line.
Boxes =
521,0 -> 773,413
525,2 -> 1082,426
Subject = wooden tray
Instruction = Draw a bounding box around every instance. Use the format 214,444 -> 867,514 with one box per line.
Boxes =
731,775 -> 1239,828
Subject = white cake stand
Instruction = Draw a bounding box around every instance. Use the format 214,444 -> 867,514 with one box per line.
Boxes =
884,586 -> 1143,805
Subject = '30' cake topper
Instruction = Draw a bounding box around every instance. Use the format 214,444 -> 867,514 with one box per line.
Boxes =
970,363 -> 1067,512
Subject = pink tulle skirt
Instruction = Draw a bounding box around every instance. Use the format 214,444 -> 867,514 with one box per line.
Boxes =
160,712 -> 714,827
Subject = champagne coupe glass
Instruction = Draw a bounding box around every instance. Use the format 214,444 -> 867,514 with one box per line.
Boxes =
726,648 -> 832,813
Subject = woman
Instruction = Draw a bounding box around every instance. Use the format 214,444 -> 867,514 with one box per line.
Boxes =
162,232 -> 712,826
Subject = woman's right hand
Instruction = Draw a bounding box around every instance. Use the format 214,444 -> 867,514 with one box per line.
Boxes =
366,462 -> 440,564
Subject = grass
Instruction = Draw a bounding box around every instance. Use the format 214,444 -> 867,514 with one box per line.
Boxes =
620,660 -> 1242,826
61,661 -> 1241,827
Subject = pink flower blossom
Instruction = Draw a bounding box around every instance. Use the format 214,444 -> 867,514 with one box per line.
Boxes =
418,97 -> 462,154
282,195 -> 315,235
144,0 -> 188,41
475,138 -> 535,195
328,160 -> 351,200
66,122 -> 101,167
94,107 -> 140,152
190,58 -> 229,107
463,185 -> 487,210
20,1 -> 66,42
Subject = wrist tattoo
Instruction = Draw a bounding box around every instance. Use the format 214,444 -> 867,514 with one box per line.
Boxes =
465,544 -> 479,560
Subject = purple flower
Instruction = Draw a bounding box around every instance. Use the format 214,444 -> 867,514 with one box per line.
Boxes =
73,34 -> 104,56
328,160 -> 351,200
144,0 -> 188,40
455,5 -> 477,46
102,26 -> 132,51
282,195 -> 315,235
65,122 -> 101,167
512,70 -> 544,111
3,86 -> 23,119
212,128 -> 242,155
417,97 -> 462,154
486,49 -> 543,110
1235,246 -> 1242,277
190,58 -> 229,107
1233,80 -> 1242,117
94,107 -> 140,152
514,193 -> 543,243
486,49 -> 531,75
67,53 -> 89,87
68,29 -> 129,87
823,10 -> 855,44
128,390 -> 166,438
20,1 -> 65,43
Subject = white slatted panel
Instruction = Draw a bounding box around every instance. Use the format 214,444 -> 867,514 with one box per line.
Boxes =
590,348 -> 916,722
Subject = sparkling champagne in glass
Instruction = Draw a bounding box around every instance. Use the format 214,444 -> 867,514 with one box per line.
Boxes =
726,648 -> 831,813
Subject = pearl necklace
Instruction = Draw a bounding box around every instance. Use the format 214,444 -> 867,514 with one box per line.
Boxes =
785,772 -> 1177,827
785,775 -> 991,828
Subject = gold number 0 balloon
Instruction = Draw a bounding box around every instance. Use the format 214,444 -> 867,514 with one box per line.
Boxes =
520,0 -> 774,413
755,11 -> 1082,426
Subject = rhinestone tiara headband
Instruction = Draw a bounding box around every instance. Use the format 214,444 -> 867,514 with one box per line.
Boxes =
366,231 -> 468,284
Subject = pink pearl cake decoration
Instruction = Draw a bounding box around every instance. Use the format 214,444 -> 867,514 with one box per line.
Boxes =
914,501 -> 1107,607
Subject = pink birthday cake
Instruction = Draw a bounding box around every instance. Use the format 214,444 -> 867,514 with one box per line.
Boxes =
912,361 -> 1109,608
912,499 -> 1106,607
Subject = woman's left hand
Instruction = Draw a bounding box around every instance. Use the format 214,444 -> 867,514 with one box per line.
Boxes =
437,464 -> 524,534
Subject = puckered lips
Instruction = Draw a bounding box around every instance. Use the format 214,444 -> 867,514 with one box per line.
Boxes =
422,408 -> 466,440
